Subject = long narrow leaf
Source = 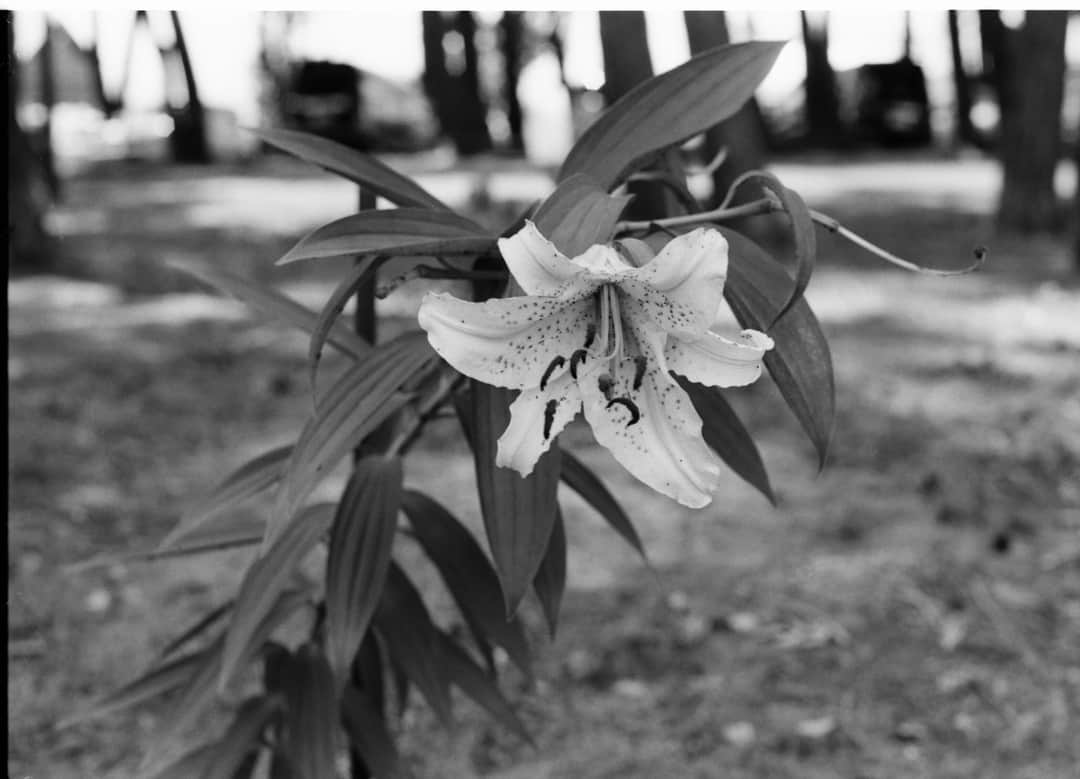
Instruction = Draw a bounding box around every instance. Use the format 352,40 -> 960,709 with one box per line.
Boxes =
459,381 -> 560,616
308,256 -> 382,398
719,227 -> 835,467
677,379 -> 775,504
168,258 -> 370,360
278,209 -> 495,265
203,696 -> 281,779
559,449 -> 646,561
559,42 -> 784,188
326,456 -> 402,683
157,600 -> 233,661
341,686 -> 408,779
255,126 -> 448,210
531,174 -> 632,256
532,509 -> 566,639
281,644 -> 340,779
400,490 -> 531,675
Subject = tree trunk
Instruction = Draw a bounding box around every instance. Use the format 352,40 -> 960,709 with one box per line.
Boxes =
88,12 -> 114,117
421,11 -> 452,140
451,12 -> 493,156
996,11 -> 1067,233
169,11 -> 211,163
499,11 -> 525,154
947,10 -> 976,147
683,10 -> 769,206
40,16 -> 59,197
800,11 -> 843,147
598,11 -> 669,219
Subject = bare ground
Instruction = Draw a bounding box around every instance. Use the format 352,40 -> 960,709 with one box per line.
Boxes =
8,155 -> 1080,778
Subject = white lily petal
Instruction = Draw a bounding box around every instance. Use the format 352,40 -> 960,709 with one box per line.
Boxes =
618,227 -> 729,338
575,243 -> 632,278
666,329 -> 774,388
497,221 -> 588,297
496,373 -> 582,475
418,291 -> 595,389
579,332 -> 722,508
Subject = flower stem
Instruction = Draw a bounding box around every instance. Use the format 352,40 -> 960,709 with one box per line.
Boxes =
385,373 -> 465,457
615,197 -> 779,233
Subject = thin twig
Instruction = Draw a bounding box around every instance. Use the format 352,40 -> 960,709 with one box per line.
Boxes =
615,197 -> 778,233
376,266 -> 509,298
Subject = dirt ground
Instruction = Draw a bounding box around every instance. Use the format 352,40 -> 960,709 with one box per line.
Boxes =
8,154 -> 1080,778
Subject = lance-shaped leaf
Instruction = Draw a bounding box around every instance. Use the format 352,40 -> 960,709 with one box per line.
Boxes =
559,449 -> 646,561
726,170 -> 816,325
532,509 -> 566,639
308,256 -> 382,398
677,378 -> 775,504
352,632 -> 386,719
374,563 -> 453,726
157,600 -> 233,661
270,333 -> 434,543
458,381 -> 560,616
326,456 -> 402,683
255,126 -> 448,210
219,505 -> 335,688
531,174 -> 633,257
169,258 -> 369,360
400,490 -> 531,674
719,227 -> 835,468
342,686 -> 408,779
281,644 -> 341,779
278,209 -> 496,265
58,648 -> 207,729
435,632 -> 533,745
559,41 -> 784,189
145,742 -> 218,779
202,696 -> 281,779
159,445 -> 292,550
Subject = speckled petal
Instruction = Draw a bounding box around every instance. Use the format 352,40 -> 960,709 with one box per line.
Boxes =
666,329 -> 773,388
617,227 -> 728,338
579,330 -> 722,508
496,373 -> 582,475
418,291 -> 595,390
497,221 -> 590,297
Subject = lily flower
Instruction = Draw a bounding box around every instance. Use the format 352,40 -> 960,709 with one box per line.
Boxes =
417,221 -> 773,508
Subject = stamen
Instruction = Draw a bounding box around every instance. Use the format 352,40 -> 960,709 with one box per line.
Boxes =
632,356 -> 648,391
540,355 -> 566,391
596,290 -> 610,362
583,323 -> 596,350
608,287 -> 624,363
606,397 -> 641,427
570,349 -> 588,379
597,374 -> 614,401
543,399 -> 559,440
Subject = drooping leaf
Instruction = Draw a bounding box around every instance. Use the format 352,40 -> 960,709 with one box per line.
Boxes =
202,696 -> 281,779
325,456 -> 402,683
559,448 -> 646,560
435,632 -> 533,745
278,209 -> 495,265
148,517 -> 265,559
57,648 -> 207,729
373,564 -> 453,726
341,686 -> 408,779
400,490 -> 531,675
158,445 -> 292,550
531,174 -> 633,256
532,509 -> 566,639
351,632 -> 386,720
254,126 -> 448,210
157,600 -> 234,661
559,42 -> 785,189
677,379 -> 775,504
281,644 -> 341,779
168,258 -> 369,360
308,256 -> 382,398
144,742 -> 218,779
219,505 -> 335,688
719,227 -> 835,467
458,381 -> 561,616
270,333 -> 434,543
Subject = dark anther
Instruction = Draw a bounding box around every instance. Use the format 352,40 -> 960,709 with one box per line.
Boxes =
540,355 -> 566,391
605,397 -> 641,427
570,349 -> 589,379
632,355 -> 648,391
583,324 -> 597,350
543,399 -> 559,440
597,374 -> 614,400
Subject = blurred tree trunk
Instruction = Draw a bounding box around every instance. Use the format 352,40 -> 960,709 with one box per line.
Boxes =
168,11 -> 211,163
683,10 -> 769,206
499,11 -> 525,153
87,12 -> 115,117
452,12 -> 493,156
421,11 -> 451,140
947,10 -> 976,147
800,11 -> 843,147
422,12 -> 492,156
7,10 -> 51,270
40,16 -> 59,197
598,11 -> 669,219
993,11 -> 1067,233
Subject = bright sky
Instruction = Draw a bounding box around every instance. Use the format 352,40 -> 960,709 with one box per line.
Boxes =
14,10 -> 1080,125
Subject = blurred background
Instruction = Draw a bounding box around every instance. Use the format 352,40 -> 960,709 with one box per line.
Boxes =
8,10 -> 1080,779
